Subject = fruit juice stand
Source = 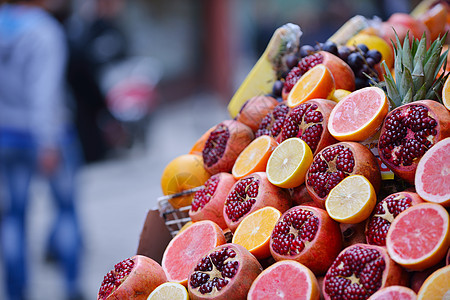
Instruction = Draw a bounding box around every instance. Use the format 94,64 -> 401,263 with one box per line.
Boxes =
97,1 -> 450,299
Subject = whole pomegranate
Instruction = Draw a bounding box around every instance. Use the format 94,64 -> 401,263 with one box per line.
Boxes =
223,172 -> 292,232
269,205 -> 343,275
235,95 -> 279,132
278,98 -> 338,155
202,120 -> 254,175
255,102 -> 290,139
323,244 -> 408,300
306,142 -> 381,208
365,191 -> 424,246
378,100 -> 450,184
97,255 -> 167,300
189,172 -> 237,229
187,243 -> 263,300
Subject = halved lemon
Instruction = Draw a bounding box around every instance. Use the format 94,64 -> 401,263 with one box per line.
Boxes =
147,282 -> 189,300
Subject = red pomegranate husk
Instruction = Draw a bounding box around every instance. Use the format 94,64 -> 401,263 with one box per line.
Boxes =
365,191 -> 424,246
409,260 -> 445,293
323,243 -> 408,300
306,141 -> 382,208
235,95 -> 279,132
278,98 -> 338,155
97,255 -> 167,300
189,172 -> 237,229
187,243 -> 263,300
289,184 -> 314,206
269,205 -> 343,275
223,172 -> 292,232
340,222 -> 367,249
202,119 -> 254,175
378,100 -> 450,184
255,102 -> 291,139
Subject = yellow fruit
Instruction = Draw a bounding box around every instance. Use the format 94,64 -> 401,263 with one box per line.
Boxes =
147,282 -> 189,300
330,89 -> 351,103
346,33 -> 394,69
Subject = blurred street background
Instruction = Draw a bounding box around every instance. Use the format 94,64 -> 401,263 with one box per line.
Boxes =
0,0 -> 418,298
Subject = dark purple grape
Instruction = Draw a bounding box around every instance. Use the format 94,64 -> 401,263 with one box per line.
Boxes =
314,42 -> 324,51
357,44 -> 369,54
366,49 -> 382,64
322,41 -> 338,56
337,46 -> 352,62
285,54 -> 299,70
299,45 -> 315,58
347,52 -> 364,71
355,77 -> 369,89
366,57 -> 376,67
357,64 -> 371,78
272,80 -> 284,97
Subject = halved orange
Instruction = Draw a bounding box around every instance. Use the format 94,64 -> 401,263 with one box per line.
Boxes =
328,86 -> 388,142
417,265 -> 450,300
325,175 -> 376,224
287,64 -> 335,108
232,206 -> 281,259
442,74 -> 450,111
231,135 -> 278,180
266,137 -> 313,188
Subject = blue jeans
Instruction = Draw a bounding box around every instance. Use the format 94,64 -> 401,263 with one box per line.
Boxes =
0,128 -> 83,300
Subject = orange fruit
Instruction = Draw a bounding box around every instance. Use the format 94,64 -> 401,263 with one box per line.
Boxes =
330,89 -> 351,103
346,33 -> 394,69
266,137 -> 313,188
231,135 -> 277,179
325,175 -> 377,224
386,203 -> 450,271
160,154 -> 211,208
287,64 -> 335,108
417,265 -> 450,300
189,126 -> 215,155
147,282 -> 189,300
328,86 -> 389,142
442,74 -> 450,111
232,206 -> 281,259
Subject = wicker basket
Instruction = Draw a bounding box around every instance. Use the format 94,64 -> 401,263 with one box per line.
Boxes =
157,186 -> 203,237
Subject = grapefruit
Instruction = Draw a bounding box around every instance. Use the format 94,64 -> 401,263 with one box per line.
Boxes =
386,203 -> 450,271
367,285 -> 417,300
328,86 -> 389,142
415,138 -> 450,207
161,220 -> 226,286
247,260 -> 320,300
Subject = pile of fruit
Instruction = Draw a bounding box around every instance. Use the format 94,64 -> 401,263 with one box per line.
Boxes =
98,2 -> 450,300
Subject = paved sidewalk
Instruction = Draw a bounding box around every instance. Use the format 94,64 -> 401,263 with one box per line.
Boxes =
0,93 -> 229,299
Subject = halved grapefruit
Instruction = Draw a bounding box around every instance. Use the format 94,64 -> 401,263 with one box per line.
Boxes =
161,220 -> 226,286
386,203 -> 450,271
415,138 -> 450,207
247,260 -> 320,300
367,285 -> 417,300
328,86 -> 388,142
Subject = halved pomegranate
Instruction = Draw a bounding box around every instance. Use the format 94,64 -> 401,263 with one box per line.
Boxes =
305,142 -> 381,208
365,191 -> 424,246
378,100 -> 450,184
97,255 -> 167,300
278,99 -> 338,155
255,102 -> 290,139
202,119 -> 254,175
187,243 -> 263,300
269,205 -> 343,275
235,95 -> 279,132
223,172 -> 291,232
189,172 -> 237,229
323,244 -> 408,300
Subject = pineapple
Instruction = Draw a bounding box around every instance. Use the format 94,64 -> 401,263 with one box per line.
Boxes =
377,32 -> 448,107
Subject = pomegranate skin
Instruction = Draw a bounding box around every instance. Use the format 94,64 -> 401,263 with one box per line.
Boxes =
189,173 -> 237,229
269,205 -> 343,276
319,51 -> 356,91
365,191 -> 424,246
278,98 -> 338,156
255,102 -> 291,140
306,141 -> 381,209
289,184 -> 314,206
340,222 -> 367,249
223,172 -> 292,232
323,244 -> 408,300
187,243 -> 263,300
202,120 -> 254,175
235,95 -> 279,132
97,255 -> 167,300
378,100 -> 450,184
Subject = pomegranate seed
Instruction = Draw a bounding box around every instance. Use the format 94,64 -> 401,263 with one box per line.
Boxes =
191,176 -> 220,212
255,104 -> 290,138
225,177 -> 259,222
298,52 -> 324,74
284,67 -> 303,92
203,124 -> 230,167
98,257 -> 135,299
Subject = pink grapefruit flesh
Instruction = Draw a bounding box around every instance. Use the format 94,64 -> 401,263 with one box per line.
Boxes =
367,285 -> 417,300
248,260 -> 320,300
415,138 -> 450,206
161,220 -> 226,285
386,203 -> 450,271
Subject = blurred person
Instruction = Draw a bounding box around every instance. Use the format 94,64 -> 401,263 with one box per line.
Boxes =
0,0 -> 84,299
